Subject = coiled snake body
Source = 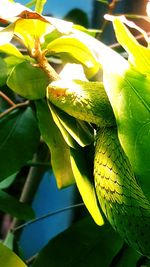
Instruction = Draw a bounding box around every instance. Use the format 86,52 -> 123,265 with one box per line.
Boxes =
47,79 -> 150,257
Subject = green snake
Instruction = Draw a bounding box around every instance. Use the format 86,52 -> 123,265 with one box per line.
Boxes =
47,79 -> 150,258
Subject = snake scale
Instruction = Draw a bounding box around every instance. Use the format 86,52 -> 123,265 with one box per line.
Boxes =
47,79 -> 150,257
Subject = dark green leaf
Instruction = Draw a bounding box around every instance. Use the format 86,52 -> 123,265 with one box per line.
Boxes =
114,245 -> 140,267
0,107 -> 40,181
35,100 -> 75,188
0,173 -> 17,189
33,217 -> 123,267
0,190 -> 34,219
7,61 -> 49,99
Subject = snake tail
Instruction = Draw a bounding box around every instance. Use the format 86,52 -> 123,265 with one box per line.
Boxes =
94,127 -> 150,257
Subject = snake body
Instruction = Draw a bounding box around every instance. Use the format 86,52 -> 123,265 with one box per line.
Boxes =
47,79 -> 150,257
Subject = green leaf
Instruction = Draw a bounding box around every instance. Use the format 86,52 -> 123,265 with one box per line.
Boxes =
114,245 -> 140,267
33,217 -> 123,267
104,67 -> 150,201
35,100 -> 75,188
46,35 -> 99,78
14,17 -> 52,50
50,105 -> 94,147
0,24 -> 14,45
0,58 -> 9,86
0,173 -> 17,189
0,190 -> 34,219
0,243 -> 27,267
0,44 -> 24,58
70,148 -> 104,226
48,102 -> 79,149
112,17 -> 150,75
35,0 -> 47,14
7,61 -> 49,99
0,107 -> 40,181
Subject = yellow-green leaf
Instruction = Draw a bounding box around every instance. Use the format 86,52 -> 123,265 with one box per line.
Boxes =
70,148 -> 104,226
0,43 -> 24,58
0,243 -> 27,267
36,100 -> 75,188
14,18 -> 52,50
47,35 -> 99,78
112,17 -> 150,75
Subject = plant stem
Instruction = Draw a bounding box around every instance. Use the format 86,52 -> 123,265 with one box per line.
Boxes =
0,101 -> 29,119
0,91 -> 15,106
13,203 -> 85,232
30,39 -> 60,82
96,0 -> 119,39
10,142 -> 49,231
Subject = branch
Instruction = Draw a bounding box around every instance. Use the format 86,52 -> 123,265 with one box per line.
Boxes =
0,101 -> 30,119
0,91 -> 15,106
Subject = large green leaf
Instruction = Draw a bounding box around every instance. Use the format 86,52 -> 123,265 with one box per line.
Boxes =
7,61 -> 49,99
95,19 -> 150,200
35,100 -> 75,188
0,107 -> 40,181
33,217 -> 123,267
0,190 -> 34,219
0,243 -> 27,267
70,148 -> 104,226
46,35 -> 99,78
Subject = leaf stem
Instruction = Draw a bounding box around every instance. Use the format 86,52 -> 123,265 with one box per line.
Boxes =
12,203 -> 85,232
30,39 -> 60,82
0,91 -> 15,106
0,101 -> 29,119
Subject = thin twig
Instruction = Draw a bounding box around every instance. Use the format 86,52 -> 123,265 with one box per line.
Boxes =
26,253 -> 38,265
0,91 -> 15,106
97,0 -> 119,39
0,101 -> 29,119
12,203 -> 85,232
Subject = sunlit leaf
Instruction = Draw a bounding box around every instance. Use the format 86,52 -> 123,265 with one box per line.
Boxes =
0,44 -> 24,58
46,35 -> 99,77
0,0 -> 30,21
35,0 -> 47,14
0,24 -> 14,45
7,61 -> 49,99
48,102 -> 79,149
33,217 -> 123,267
35,100 -> 75,188
70,148 -> 104,225
111,17 -> 150,74
49,106 -> 94,147
0,190 -> 34,219
14,18 -> 52,50
0,243 -> 27,267
0,107 -> 40,181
